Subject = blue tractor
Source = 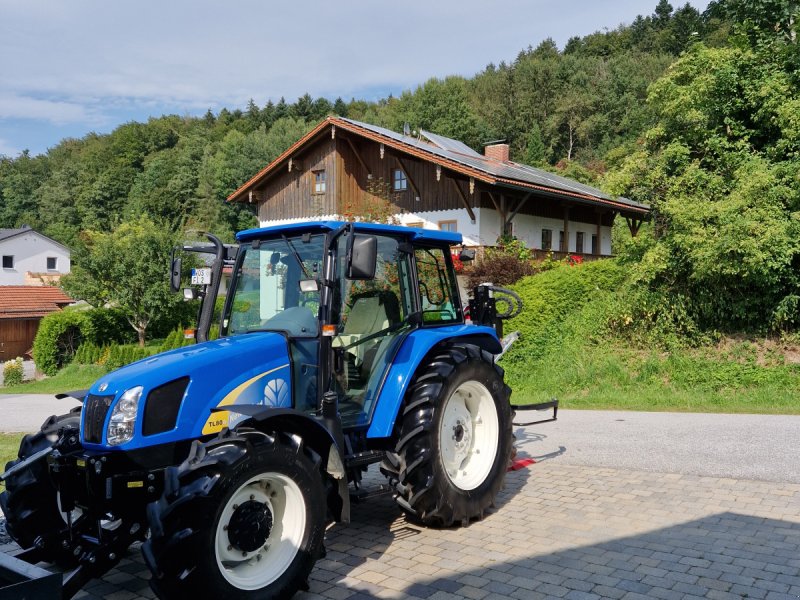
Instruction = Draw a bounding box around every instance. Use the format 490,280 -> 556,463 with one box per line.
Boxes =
0,221 -> 546,599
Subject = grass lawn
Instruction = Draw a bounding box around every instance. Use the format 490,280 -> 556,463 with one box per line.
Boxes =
0,364 -> 106,395
0,433 -> 24,491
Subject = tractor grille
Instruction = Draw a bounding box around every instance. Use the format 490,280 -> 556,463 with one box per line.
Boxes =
143,377 -> 189,436
83,394 -> 114,443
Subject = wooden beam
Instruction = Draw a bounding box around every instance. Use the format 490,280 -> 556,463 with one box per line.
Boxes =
487,192 -> 501,212
595,211 -> 602,256
450,178 -> 476,223
344,136 -> 371,178
506,192 -> 532,226
625,217 -> 642,237
562,206 -> 570,252
395,156 -> 421,201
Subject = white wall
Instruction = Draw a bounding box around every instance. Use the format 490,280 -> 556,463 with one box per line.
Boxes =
512,213 -> 612,255
261,210 -> 484,246
260,208 -> 612,254
0,232 -> 71,285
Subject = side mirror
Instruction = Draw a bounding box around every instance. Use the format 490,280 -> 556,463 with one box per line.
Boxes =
299,279 -> 319,293
346,234 -> 377,280
458,248 -> 476,262
170,256 -> 182,292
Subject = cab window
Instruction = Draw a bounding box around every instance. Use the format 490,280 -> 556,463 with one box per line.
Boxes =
415,247 -> 460,324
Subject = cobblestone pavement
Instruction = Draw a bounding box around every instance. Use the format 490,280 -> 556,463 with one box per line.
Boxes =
3,456 -> 798,600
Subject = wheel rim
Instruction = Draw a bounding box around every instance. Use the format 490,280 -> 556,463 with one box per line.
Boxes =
214,472 -> 306,590
439,380 -> 499,490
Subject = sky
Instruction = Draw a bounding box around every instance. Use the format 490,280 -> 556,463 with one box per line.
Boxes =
0,0 -> 710,157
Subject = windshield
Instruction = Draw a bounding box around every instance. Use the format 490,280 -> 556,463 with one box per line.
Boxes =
225,234 -> 325,337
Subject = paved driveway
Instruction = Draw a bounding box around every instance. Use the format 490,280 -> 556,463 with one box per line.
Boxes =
0,410 -> 798,600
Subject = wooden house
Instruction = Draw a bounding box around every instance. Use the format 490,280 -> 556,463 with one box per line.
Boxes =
228,117 -> 649,257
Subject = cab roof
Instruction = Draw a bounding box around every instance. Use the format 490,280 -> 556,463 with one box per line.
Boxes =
236,220 -> 462,245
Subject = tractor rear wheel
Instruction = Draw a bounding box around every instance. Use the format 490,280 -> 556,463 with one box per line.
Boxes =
0,409 -> 82,565
381,344 -> 513,527
144,430 -> 326,600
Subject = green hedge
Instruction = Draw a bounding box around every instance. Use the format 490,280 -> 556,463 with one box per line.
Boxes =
33,310 -> 90,376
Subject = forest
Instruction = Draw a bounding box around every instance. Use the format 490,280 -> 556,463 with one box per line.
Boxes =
1,0 -> 798,341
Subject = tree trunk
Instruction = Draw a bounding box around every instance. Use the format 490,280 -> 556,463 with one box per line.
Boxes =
137,328 -> 146,348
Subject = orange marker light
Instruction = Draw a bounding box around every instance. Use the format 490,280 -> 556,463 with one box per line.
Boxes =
322,324 -> 336,336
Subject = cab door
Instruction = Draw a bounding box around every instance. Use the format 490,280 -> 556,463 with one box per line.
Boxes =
332,234 -> 414,428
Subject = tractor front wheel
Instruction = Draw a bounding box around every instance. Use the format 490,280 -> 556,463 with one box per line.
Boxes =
144,430 -> 326,600
0,410 -> 82,565
382,344 -> 513,527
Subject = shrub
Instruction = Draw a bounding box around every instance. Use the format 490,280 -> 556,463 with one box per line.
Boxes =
3,358 -> 24,386
33,309 -> 90,376
502,260 -> 627,365
465,251 -> 537,289
85,307 -> 136,345
104,344 -> 155,371
159,327 -> 195,353
74,342 -> 104,365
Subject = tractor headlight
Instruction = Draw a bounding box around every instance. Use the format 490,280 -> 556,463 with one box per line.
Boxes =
106,386 -> 143,446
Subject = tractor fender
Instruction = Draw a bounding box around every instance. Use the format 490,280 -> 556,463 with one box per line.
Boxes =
220,405 -> 350,523
366,325 -> 501,439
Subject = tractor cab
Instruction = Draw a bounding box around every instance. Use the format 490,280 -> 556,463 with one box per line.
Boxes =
217,221 -> 467,430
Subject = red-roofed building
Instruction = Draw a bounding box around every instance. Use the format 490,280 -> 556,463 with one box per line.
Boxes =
0,286 -> 74,361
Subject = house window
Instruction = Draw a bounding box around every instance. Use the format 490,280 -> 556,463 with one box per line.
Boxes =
313,170 -> 326,194
541,229 -> 552,251
438,220 -> 457,233
47,257 -> 58,270
591,234 -> 598,255
2,255 -> 12,269
559,231 -> 565,252
576,232 -> 584,254
393,168 -> 407,191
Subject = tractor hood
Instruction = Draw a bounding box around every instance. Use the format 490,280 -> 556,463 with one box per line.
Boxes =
84,332 -> 294,449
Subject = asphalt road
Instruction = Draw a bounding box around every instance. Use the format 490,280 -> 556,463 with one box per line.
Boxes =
1,394 -> 798,483
515,408 -> 800,484
0,393 -> 82,433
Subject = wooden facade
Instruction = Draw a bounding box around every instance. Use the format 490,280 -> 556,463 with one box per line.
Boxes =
0,318 -> 39,361
233,117 -> 649,256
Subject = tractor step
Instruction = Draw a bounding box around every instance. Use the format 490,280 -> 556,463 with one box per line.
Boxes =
344,450 -> 386,470
350,484 -> 393,504
512,399 -> 559,426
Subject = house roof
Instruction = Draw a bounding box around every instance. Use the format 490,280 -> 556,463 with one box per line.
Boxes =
0,286 -> 74,319
0,226 -> 71,253
227,116 -> 649,216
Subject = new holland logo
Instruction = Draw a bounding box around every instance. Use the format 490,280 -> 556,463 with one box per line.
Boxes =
262,378 -> 290,408
98,382 -> 108,392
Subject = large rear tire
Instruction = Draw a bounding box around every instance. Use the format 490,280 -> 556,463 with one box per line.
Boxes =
381,344 -> 513,527
144,430 -> 326,600
0,410 -> 81,565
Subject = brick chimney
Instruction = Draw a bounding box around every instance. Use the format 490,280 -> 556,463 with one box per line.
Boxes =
484,143 -> 510,163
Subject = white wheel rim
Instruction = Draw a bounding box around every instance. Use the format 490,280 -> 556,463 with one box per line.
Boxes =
214,472 -> 306,590
439,380 -> 499,490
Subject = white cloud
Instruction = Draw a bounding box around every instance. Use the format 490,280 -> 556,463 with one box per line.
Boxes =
0,137 -> 22,157
0,0 -> 711,151
0,93 -> 101,124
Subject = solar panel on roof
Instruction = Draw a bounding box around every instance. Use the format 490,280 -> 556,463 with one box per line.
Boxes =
419,130 -> 483,158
